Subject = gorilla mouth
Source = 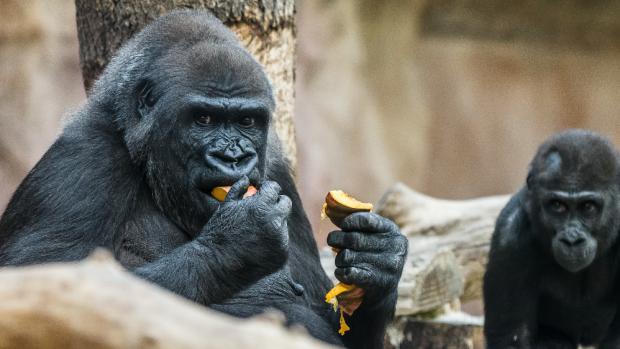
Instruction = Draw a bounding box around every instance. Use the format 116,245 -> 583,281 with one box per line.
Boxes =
552,245 -> 597,273
194,174 -> 260,197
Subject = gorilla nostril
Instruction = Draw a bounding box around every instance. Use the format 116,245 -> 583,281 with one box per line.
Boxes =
215,152 -> 239,163
560,237 -> 586,247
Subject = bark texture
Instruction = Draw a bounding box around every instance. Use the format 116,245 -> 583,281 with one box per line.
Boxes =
386,315 -> 484,349
0,251 -> 336,349
74,0 -> 297,166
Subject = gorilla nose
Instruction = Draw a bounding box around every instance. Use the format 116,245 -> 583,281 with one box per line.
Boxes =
212,150 -> 247,163
559,235 -> 586,247
206,148 -> 257,176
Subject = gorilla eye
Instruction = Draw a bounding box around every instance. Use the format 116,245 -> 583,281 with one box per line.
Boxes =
195,115 -> 213,126
239,116 -> 255,128
549,200 -> 567,214
582,201 -> 598,213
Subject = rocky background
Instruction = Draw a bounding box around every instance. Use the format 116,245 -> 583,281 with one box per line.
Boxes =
1,0 -> 620,244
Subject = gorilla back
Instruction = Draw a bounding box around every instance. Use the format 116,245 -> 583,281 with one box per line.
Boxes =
0,10 -> 406,349
483,129 -> 620,349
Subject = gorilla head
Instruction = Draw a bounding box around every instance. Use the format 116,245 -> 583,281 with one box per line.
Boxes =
525,130 -> 620,272
88,11 -> 275,234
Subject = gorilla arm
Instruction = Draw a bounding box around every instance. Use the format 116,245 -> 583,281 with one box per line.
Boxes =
600,317 -> 620,349
326,213 -> 408,349
132,178 -> 291,305
483,192 -> 539,349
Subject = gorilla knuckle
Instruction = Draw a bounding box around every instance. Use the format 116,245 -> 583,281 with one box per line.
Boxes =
276,195 -> 292,213
394,235 -> 408,255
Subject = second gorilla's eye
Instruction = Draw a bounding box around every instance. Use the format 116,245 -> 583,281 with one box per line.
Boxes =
195,115 -> 212,126
239,116 -> 255,127
549,200 -> 567,213
582,201 -> 598,213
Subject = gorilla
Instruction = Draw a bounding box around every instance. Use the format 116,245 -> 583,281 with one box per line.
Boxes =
0,10 -> 407,348
484,130 -> 620,348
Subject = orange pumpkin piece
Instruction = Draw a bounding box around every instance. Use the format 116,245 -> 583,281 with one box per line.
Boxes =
211,185 -> 258,202
321,190 -> 373,227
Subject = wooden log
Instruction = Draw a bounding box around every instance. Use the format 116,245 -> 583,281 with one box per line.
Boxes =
0,250 -> 336,349
376,182 -> 509,313
386,313 -> 484,349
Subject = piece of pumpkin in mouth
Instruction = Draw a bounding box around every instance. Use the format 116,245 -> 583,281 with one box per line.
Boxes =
210,185 -> 258,201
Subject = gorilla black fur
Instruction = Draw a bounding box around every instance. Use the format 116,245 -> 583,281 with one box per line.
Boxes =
0,10 -> 407,349
484,129 -> 620,348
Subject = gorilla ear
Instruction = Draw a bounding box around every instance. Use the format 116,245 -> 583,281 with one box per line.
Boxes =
526,171 -> 534,190
136,79 -> 157,118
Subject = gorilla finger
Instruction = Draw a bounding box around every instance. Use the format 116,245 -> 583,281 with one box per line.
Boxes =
334,266 -> 373,286
341,212 -> 399,234
327,231 -> 366,251
327,230 -> 396,252
225,176 -> 250,202
258,180 -> 282,201
335,249 -> 355,268
335,250 -> 403,272
274,195 -> 292,216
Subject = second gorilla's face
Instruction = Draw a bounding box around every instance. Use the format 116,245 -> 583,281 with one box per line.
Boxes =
527,147 -> 620,273
134,41 -> 275,232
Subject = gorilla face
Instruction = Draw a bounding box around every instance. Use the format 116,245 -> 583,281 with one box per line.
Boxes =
128,40 -> 274,233
526,135 -> 620,273
536,188 -> 606,272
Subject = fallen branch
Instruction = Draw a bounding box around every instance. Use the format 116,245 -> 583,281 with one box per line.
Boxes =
0,251 -> 335,349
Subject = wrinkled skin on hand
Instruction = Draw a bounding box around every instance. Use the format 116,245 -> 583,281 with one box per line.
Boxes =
199,176 -> 292,277
327,212 -> 408,310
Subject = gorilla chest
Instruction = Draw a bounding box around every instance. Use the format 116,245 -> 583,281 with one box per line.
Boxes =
212,268 -> 310,312
538,271 -> 618,343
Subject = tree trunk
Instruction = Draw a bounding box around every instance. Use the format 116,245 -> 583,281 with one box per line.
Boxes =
74,0 -> 297,166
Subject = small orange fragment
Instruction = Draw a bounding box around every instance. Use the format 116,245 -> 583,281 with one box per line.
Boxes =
211,185 -> 258,202
322,190 -> 373,227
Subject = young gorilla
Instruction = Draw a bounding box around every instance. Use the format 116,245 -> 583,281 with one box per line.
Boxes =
484,130 -> 620,348
0,10 -> 407,348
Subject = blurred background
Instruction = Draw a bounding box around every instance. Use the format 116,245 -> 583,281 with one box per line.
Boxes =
1,0 -> 619,245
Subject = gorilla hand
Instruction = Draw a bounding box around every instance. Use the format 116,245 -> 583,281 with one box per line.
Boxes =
198,176 -> 292,278
327,212 -> 407,310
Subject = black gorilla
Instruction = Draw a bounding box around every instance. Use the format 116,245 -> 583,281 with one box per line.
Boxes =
0,10 -> 407,348
484,130 -> 620,348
